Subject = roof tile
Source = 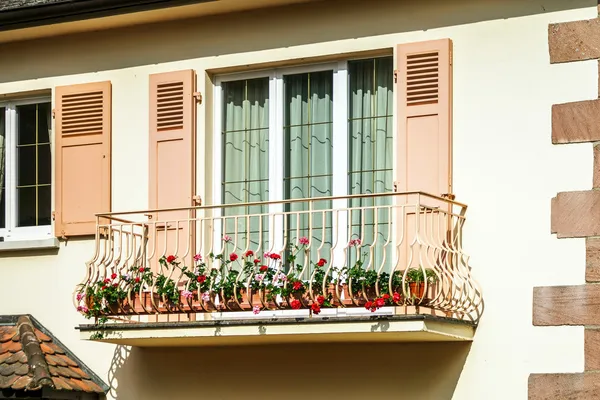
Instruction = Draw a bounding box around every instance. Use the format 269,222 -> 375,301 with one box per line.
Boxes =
0,317 -> 105,394
0,341 -> 20,354
51,376 -> 73,391
4,351 -> 26,365
10,375 -> 31,390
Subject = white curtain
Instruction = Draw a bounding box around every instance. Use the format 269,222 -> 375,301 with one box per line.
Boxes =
222,78 -> 270,252
348,57 -> 394,271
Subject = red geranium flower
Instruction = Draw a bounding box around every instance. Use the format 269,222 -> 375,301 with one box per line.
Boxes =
135,277 -> 141,283
244,250 -> 254,257
103,278 -> 111,284
393,292 -> 401,303
269,253 -> 281,260
370,306 -> 377,313
290,299 -> 301,309
375,298 -> 385,308
101,286 -> 108,290
317,295 -> 325,305
382,293 -> 390,300
364,301 -> 373,310
316,258 -> 327,267
229,253 -> 238,262
166,255 -> 176,263
112,283 -> 118,287
311,303 -> 321,315
253,258 -> 261,264
260,265 -> 268,272
293,281 -> 303,291
110,273 -> 117,280
197,275 -> 207,284
139,267 -> 145,273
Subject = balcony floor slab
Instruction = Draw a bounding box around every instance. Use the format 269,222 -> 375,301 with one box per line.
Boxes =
77,315 -> 476,347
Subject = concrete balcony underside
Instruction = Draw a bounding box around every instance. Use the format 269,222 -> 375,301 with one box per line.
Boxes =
78,315 -> 475,347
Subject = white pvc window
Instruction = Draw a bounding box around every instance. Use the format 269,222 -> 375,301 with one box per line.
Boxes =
0,98 -> 52,241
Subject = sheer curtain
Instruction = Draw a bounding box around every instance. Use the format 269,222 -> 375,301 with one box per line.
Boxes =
285,71 -> 333,264
348,57 -> 394,271
222,78 -> 270,252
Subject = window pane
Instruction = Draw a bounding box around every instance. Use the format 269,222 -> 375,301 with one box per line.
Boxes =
15,101 -> 52,227
17,187 -> 36,227
38,186 -> 51,226
222,78 -> 270,253
0,107 -> 5,229
38,144 -> 51,185
17,104 -> 36,145
348,57 -> 394,271
17,145 -> 36,186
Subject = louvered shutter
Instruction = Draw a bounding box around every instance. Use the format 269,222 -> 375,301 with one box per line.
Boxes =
55,81 -> 111,237
149,70 -> 196,265
395,39 -> 452,196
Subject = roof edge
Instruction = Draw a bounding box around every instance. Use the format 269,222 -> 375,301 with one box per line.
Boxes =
0,0 -> 217,33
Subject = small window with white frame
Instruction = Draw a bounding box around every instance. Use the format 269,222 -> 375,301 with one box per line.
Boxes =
0,98 -> 52,241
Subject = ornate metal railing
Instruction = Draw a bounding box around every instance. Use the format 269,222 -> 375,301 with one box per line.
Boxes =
74,192 -> 483,323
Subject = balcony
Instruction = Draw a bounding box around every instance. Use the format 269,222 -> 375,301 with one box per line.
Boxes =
75,192 -> 483,346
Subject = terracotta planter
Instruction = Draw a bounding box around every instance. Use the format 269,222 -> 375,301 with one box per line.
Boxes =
107,302 -> 120,314
144,292 -> 161,312
409,282 -> 425,299
327,283 -> 342,306
240,289 -> 262,310
200,291 -> 217,312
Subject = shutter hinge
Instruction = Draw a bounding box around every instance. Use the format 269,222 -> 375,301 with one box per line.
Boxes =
449,51 -> 453,66
193,92 -> 202,104
51,211 -> 56,221
52,109 -> 56,119
192,195 -> 202,206
393,70 -> 398,84
393,181 -> 399,192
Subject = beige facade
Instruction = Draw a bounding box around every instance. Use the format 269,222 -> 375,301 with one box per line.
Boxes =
0,0 -> 597,399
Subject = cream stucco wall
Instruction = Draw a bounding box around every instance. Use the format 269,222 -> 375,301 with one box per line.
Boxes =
0,0 -> 597,399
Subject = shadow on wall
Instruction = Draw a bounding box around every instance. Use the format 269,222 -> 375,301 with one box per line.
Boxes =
0,0 -> 593,83
108,341 -> 472,400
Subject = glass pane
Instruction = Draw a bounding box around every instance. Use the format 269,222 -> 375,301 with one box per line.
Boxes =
38,144 -> 51,185
222,78 -> 270,254
348,57 -> 394,272
38,186 -> 51,226
17,104 -> 36,145
38,103 -> 51,144
17,187 -> 36,227
0,107 -> 5,229
17,146 -> 36,186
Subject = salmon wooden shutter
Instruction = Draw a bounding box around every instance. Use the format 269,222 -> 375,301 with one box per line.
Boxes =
55,81 -> 111,237
149,70 -> 196,264
395,39 -> 452,196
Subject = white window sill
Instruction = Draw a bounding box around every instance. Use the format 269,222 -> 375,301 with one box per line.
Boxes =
0,238 -> 59,252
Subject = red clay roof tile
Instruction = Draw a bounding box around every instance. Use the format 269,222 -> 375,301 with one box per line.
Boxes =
10,375 -> 31,390
51,376 -> 73,391
0,317 -> 105,394
34,329 -> 51,342
4,351 -> 26,365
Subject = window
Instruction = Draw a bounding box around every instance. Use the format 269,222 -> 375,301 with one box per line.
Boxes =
214,58 -> 393,258
0,99 -> 52,240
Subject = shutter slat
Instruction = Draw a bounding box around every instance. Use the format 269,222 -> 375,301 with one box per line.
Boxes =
55,81 -> 111,237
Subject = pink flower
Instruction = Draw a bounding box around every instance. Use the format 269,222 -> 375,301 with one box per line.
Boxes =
77,305 -> 88,313
255,274 -> 265,281
253,306 -> 260,315
193,254 -> 202,262
201,292 -> 210,302
229,253 -> 238,262
349,238 -> 362,247
299,237 -> 309,246
76,293 -> 84,301
182,290 -> 193,300
223,235 -> 232,243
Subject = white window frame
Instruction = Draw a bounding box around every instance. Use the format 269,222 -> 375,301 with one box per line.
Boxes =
0,97 -> 53,241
